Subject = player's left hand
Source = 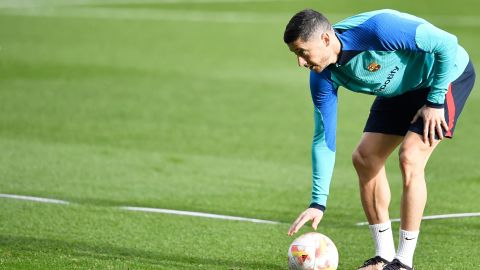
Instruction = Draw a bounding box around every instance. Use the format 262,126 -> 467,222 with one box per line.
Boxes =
287,208 -> 324,236
411,105 -> 449,146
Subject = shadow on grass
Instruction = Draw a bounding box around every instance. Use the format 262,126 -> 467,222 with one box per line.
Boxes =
0,234 -> 283,269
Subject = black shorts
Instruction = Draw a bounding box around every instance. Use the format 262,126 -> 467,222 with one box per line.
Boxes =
364,61 -> 476,138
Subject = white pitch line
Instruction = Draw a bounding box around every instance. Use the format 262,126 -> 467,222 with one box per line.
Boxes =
356,212 -> 480,226
0,193 -> 280,225
0,193 -> 69,204
120,206 -> 281,224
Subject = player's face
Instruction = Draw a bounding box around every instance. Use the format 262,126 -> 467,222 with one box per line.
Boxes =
288,33 -> 332,73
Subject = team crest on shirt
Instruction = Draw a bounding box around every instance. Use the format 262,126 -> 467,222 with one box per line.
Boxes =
367,62 -> 381,72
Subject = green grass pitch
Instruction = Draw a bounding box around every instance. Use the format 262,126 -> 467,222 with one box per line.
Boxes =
1,0 -> 479,269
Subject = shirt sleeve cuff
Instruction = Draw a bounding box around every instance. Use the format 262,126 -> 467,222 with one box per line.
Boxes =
309,203 -> 326,212
425,100 -> 444,108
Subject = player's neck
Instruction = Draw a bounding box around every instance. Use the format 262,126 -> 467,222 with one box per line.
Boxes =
330,33 -> 342,65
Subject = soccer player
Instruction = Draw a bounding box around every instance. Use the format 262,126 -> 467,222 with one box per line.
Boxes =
283,9 -> 475,270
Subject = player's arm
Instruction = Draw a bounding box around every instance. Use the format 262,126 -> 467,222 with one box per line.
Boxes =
415,23 -> 458,107
310,76 -> 337,211
288,70 -> 338,236
411,23 -> 457,145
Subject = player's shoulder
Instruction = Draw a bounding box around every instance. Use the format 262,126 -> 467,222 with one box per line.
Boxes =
309,69 -> 337,93
333,9 -> 429,51
333,9 -> 428,31
310,69 -> 333,86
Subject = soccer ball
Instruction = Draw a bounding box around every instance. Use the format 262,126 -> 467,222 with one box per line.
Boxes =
288,232 -> 339,270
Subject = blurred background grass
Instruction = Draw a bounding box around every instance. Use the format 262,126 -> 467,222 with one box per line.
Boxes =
0,0 -> 479,269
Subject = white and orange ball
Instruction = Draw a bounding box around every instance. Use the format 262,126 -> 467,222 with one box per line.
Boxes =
288,232 -> 339,270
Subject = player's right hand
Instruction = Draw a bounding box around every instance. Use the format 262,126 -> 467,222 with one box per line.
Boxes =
287,208 -> 324,236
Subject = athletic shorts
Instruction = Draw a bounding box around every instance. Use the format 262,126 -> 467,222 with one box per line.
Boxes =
364,61 -> 476,138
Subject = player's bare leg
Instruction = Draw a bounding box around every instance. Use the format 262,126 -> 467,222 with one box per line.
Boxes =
353,133 -> 403,224
398,131 -> 438,230
389,131 -> 440,269
352,132 -> 403,270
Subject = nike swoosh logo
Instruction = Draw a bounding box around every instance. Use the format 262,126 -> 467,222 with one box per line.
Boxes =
379,228 -> 390,233
405,237 -> 416,240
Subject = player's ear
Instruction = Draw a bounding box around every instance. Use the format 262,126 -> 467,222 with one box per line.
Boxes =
321,32 -> 330,47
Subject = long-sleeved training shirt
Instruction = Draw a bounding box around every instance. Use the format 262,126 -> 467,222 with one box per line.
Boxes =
310,9 -> 469,209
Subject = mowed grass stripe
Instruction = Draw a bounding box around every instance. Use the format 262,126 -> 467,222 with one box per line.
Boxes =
0,0 -> 294,9
0,200 -> 290,270
0,7 -> 291,23
2,7 -> 480,27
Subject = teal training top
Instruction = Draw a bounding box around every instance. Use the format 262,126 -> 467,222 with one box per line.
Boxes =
309,9 -> 469,209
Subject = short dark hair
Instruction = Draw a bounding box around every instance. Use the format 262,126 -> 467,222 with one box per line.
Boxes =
283,9 -> 332,44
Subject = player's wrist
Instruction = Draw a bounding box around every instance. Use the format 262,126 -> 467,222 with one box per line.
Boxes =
309,202 -> 326,212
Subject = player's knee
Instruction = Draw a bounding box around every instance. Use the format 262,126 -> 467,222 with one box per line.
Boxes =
399,148 -> 415,170
352,147 -> 375,170
398,147 -> 423,180
352,148 -> 364,169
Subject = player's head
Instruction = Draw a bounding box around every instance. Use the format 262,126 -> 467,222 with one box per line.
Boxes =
284,9 -> 337,73
284,9 -> 332,44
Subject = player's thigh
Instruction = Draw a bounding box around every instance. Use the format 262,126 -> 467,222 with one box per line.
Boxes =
353,132 -> 404,166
